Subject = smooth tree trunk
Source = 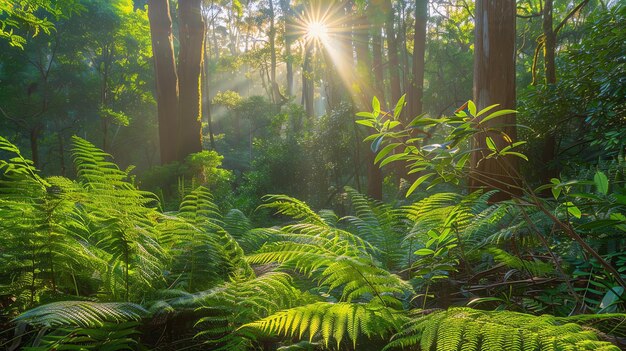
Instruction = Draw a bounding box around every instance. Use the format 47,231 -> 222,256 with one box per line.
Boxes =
178,0 -> 205,159
302,43 -> 314,117
384,0 -> 401,105
541,0 -> 558,183
268,0 -> 282,103
353,13 -> 382,200
470,0 -> 519,201
372,25 -> 385,105
279,0 -> 293,96
407,0 -> 427,121
148,0 -> 179,164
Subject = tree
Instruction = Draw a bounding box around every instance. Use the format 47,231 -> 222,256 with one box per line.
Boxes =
0,0 -> 82,48
177,0 -> 205,158
147,0 -> 179,164
148,0 -> 205,163
470,0 -> 519,200
406,0 -> 427,121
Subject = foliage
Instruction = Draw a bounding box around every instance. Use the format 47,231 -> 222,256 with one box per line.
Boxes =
385,307 -> 621,351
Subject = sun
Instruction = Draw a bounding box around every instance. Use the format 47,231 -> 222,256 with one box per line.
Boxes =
305,21 -> 328,42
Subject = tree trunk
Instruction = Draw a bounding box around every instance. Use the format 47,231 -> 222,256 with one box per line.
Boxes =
279,0 -> 294,96
353,13 -> 382,200
268,0 -> 281,103
470,0 -> 519,201
372,25 -> 385,105
147,0 -> 179,164
177,0 -> 205,159
541,0 -> 558,184
407,0 -> 427,121
303,43 -> 314,117
30,127 -> 40,169
384,0 -> 401,105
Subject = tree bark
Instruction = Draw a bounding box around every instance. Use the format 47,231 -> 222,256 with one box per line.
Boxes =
384,0 -> 401,105
372,25 -> 386,105
407,0 -> 427,121
147,0 -> 179,164
302,43 -> 314,117
470,0 -> 519,201
279,0 -> 293,96
541,0 -> 558,184
268,0 -> 282,103
178,0 -> 205,159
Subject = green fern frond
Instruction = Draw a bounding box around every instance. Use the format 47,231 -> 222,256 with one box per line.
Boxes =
487,248 -> 555,277
260,195 -> 325,225
342,187 -> 407,271
242,302 -> 406,349
14,301 -> 147,328
384,307 -> 622,351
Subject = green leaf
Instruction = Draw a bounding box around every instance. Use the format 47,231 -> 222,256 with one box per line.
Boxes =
372,96 -> 381,116
594,171 -> 609,195
479,109 -> 517,125
467,100 -> 476,116
379,153 -> 406,167
485,137 -> 497,152
374,143 -> 401,164
355,120 -> 375,127
406,173 -> 434,197
475,104 -> 499,117
505,151 -> 528,161
415,248 -> 435,256
356,111 -> 374,118
564,202 -> 582,219
394,94 -> 406,119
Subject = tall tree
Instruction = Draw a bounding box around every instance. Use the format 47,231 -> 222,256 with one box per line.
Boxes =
279,0 -> 294,96
384,0 -> 401,105
406,0 -> 427,121
148,0 -> 179,164
470,0 -> 518,200
177,0 -> 205,158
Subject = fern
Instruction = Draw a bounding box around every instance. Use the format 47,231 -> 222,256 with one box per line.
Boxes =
342,186 -> 407,271
190,272 -> 314,350
19,322 -> 141,351
243,302 -> 406,349
14,301 -> 147,328
384,307 -> 622,351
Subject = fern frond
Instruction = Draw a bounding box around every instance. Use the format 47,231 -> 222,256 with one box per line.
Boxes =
260,195 -> 325,225
14,301 -> 147,328
242,302 -> 406,349
384,307 -> 622,351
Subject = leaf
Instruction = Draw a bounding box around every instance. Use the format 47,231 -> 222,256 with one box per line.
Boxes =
372,96 -> 381,116
467,100 -> 476,116
485,137 -> 497,152
564,202 -> 582,219
356,111 -> 374,118
594,171 -> 609,195
394,94 -> 406,119
599,287 -> 623,313
415,248 -> 435,256
374,143 -> 401,164
406,173 -> 435,197
356,120 -> 375,127
475,104 -> 499,117
479,109 -> 517,125
371,135 -> 384,153
505,152 -> 528,161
